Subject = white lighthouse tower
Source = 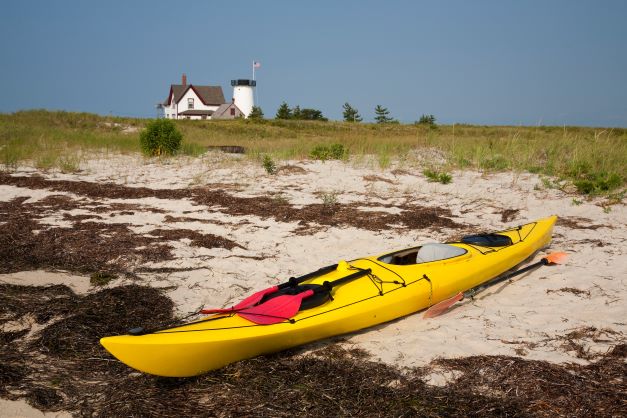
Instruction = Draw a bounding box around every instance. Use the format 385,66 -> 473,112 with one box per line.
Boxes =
231,79 -> 256,118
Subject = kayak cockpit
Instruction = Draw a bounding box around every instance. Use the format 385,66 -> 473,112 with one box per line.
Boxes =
379,243 -> 468,265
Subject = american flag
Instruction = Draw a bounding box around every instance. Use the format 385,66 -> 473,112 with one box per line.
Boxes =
253,61 -> 261,69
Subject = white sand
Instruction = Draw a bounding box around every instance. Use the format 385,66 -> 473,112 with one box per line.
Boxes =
2,152 -> 625,400
0,399 -> 71,418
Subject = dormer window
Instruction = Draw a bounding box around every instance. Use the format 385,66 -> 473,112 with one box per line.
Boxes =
188,98 -> 194,109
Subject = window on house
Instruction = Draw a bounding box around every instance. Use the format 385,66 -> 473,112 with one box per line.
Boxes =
202,115 -> 207,120
188,98 -> 194,109
230,108 -> 235,116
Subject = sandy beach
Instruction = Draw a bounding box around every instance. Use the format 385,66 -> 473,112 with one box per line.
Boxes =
1,151 -> 625,416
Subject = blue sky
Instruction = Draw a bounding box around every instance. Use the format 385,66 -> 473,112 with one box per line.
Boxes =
1,0 -> 626,126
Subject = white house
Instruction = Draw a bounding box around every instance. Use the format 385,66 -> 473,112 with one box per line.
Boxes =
161,74 -> 249,120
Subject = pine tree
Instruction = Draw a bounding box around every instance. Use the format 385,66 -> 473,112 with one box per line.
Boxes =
342,103 -> 362,122
292,105 -> 302,120
275,102 -> 292,119
249,106 -> 264,120
374,105 -> 393,124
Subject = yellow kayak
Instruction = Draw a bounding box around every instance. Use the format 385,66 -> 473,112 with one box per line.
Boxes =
100,216 -> 557,377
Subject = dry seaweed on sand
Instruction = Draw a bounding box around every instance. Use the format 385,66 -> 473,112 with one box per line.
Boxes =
0,173 -> 465,233
0,195 -> 242,275
2,284 -> 626,417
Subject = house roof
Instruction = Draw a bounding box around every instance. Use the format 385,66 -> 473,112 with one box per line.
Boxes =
178,109 -> 215,116
212,103 -> 243,118
165,84 -> 225,106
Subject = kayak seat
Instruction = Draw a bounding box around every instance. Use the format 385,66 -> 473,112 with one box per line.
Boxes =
415,243 -> 466,263
379,243 -> 467,265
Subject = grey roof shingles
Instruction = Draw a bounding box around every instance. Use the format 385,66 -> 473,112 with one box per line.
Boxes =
166,84 -> 225,105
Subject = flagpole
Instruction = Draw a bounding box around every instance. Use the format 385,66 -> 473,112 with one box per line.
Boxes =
252,60 -> 255,81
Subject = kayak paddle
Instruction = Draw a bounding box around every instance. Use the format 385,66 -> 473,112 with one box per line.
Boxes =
423,251 -> 567,319
200,263 -> 338,314
234,268 -> 373,325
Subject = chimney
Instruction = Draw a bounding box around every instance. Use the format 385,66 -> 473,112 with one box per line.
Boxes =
182,73 -> 187,86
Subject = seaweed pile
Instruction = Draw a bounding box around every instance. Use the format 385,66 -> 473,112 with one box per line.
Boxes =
0,173 -> 464,234
1,283 -> 625,417
0,195 -> 242,275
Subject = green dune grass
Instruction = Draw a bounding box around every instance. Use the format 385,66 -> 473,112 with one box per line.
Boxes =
1,110 -> 624,197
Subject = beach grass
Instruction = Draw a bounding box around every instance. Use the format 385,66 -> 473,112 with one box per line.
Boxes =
1,110 -> 625,196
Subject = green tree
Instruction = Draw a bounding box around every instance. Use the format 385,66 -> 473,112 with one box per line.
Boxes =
249,106 -> 264,120
275,102 -> 292,119
299,108 -> 327,121
291,105 -> 302,120
417,114 -> 436,126
374,105 -> 394,124
342,102 -> 362,122
139,118 -> 183,156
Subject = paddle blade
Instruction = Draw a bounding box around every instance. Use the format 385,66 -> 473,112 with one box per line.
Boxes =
238,289 -> 314,325
544,252 -> 567,265
200,285 -> 279,314
423,292 -> 464,319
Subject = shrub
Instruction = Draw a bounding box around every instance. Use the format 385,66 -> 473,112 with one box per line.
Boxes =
276,103 -> 327,121
417,114 -> 437,127
139,119 -> 183,156
573,172 -> 622,195
262,154 -> 277,174
297,108 -> 327,121
423,168 -> 453,184
309,143 -> 346,161
438,172 -> 453,184
249,106 -> 264,120
320,191 -> 338,214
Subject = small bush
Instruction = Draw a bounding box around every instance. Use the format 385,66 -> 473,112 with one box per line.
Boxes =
329,144 -> 345,159
249,106 -> 264,120
438,172 -> 453,184
320,191 -> 338,214
566,160 -> 592,178
573,172 -> 622,195
262,154 -> 277,174
423,168 -> 452,184
309,143 -> 346,161
139,119 -> 183,156
416,114 -> 437,127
